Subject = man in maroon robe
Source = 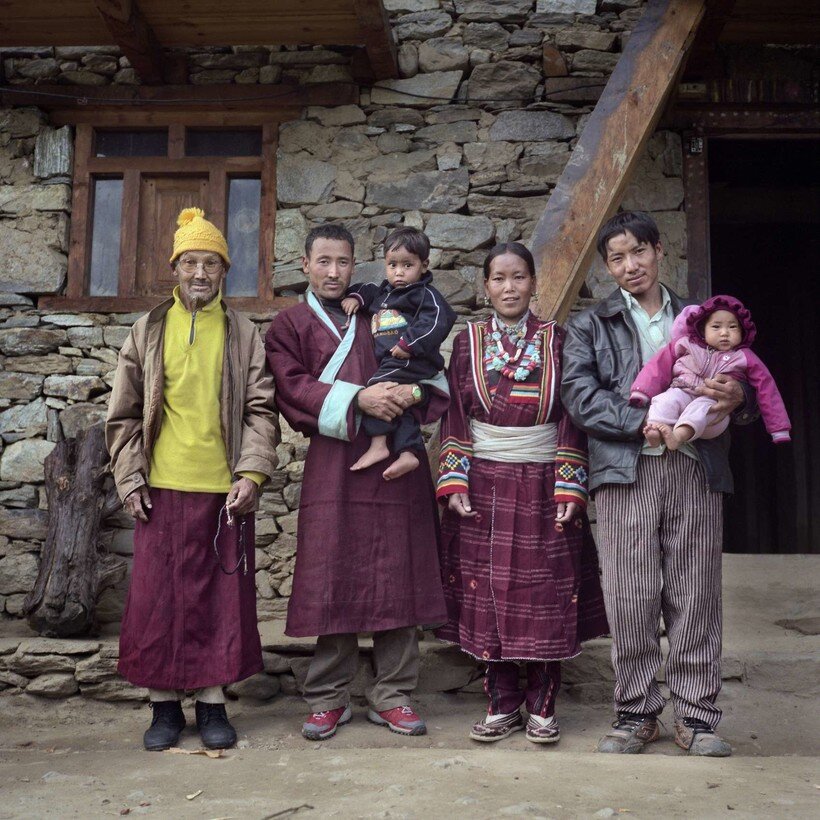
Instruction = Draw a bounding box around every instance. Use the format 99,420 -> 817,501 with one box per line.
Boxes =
265,223 -> 448,740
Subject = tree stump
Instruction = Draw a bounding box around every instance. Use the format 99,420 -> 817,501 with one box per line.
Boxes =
24,423 -> 127,637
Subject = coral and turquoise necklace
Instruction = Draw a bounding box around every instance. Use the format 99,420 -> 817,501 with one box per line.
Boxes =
484,313 -> 542,381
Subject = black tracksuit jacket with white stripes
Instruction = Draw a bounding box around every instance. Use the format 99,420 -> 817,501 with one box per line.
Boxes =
347,272 -> 456,383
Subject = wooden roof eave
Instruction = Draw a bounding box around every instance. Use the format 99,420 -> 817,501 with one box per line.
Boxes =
0,0 -> 398,81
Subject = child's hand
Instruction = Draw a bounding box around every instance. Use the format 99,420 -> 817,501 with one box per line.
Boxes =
391,344 -> 411,359
341,297 -> 360,316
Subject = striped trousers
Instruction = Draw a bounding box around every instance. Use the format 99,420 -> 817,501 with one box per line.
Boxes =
595,452 -> 723,727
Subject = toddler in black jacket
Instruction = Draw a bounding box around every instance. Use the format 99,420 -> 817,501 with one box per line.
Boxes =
342,227 -> 456,480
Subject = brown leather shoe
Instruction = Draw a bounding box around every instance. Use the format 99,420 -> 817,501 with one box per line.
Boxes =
469,710 -> 524,742
597,712 -> 660,754
674,717 -> 732,757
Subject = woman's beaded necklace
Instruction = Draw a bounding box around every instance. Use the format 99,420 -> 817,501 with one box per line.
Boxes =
484,312 -> 542,381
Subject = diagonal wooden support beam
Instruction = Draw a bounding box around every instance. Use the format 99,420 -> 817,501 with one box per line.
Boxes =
93,0 -> 182,84
532,0 -> 707,323
353,0 -> 399,79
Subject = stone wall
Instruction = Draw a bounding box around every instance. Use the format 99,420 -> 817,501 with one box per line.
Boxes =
0,0 -> 693,629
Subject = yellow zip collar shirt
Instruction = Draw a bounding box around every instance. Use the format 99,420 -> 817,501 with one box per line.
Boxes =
149,288 -> 262,493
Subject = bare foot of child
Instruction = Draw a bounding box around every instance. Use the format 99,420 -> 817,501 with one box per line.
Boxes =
350,437 -> 390,471
382,450 -> 419,481
656,423 -> 679,450
643,423 -> 662,447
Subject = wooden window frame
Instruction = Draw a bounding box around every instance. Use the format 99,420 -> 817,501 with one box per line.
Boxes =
673,105 -> 820,303
41,120 -> 290,312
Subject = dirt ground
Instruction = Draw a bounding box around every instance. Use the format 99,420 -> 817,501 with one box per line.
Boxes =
1,682 -> 817,819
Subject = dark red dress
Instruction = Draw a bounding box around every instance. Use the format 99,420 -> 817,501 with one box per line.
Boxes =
436,315 -> 608,662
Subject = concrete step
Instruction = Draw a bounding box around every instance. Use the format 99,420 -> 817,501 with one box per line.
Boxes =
257,553 -> 820,702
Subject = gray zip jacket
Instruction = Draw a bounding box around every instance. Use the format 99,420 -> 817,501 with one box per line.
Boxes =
561,287 -> 756,494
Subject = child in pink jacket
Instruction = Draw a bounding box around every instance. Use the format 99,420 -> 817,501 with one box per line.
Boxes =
630,294 -> 791,450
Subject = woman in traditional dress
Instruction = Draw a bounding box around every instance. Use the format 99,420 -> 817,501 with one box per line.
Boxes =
436,242 -> 608,744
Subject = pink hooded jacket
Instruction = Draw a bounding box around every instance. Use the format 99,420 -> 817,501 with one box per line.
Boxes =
630,295 -> 791,443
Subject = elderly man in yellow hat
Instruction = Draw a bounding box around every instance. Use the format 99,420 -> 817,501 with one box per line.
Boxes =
107,208 -> 279,751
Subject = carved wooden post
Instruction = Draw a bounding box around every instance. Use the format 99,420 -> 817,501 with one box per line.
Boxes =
24,423 -> 126,637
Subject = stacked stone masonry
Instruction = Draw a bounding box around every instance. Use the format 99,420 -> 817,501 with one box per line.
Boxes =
0,1 -> 692,634
1,629 -> 757,702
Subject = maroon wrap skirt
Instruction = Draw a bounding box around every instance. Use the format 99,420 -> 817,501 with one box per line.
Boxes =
437,459 -> 609,662
118,488 -> 262,689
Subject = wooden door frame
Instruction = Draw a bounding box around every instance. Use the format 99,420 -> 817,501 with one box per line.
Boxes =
675,105 -> 820,301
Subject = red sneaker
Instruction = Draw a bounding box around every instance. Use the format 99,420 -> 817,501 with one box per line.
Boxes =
301,705 -> 352,741
367,705 -> 427,736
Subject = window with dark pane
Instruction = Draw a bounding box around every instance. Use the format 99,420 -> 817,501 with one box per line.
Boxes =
186,129 -> 262,157
225,178 -> 261,297
61,120 -> 275,310
95,130 -> 168,157
88,178 -> 123,296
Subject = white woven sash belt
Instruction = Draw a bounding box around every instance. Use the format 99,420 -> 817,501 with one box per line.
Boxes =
470,420 -> 557,463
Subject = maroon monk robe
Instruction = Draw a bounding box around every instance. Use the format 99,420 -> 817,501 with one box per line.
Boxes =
265,301 -> 448,637
436,315 -> 609,662
118,489 -> 262,689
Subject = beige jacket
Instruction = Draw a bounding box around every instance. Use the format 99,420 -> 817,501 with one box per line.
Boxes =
106,297 -> 279,501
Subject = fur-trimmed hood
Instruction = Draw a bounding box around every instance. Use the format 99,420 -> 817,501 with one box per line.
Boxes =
684,294 -> 757,349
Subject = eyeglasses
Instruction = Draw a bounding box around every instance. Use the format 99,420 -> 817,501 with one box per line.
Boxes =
178,258 -> 223,274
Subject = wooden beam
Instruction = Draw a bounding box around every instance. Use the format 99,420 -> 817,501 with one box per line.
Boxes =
665,105 -> 820,133
48,110 -> 298,127
681,132 -> 711,302
0,82 -> 358,113
92,0 -> 177,84
353,0 -> 399,79
65,124 -> 94,300
259,123 -> 278,304
531,0 -> 707,324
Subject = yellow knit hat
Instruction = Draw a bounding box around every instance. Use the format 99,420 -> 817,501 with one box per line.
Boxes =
169,207 -> 231,267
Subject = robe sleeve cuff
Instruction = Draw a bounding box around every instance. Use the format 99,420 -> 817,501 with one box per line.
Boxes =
238,470 -> 267,487
420,371 -> 450,397
437,436 -> 471,500
318,380 -> 362,441
554,447 -> 589,508
436,478 -> 469,501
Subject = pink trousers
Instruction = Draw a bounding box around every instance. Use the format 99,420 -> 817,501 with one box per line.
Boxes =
647,387 -> 729,440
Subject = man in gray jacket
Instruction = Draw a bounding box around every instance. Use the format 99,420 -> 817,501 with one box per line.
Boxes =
562,211 -> 754,757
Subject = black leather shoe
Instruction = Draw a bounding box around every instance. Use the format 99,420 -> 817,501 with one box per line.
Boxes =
143,701 -> 186,751
195,701 -> 237,749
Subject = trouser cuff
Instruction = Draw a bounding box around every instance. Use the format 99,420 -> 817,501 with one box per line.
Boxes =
148,688 -> 181,702
305,697 -> 350,713
196,685 -> 226,704
369,696 -> 411,712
